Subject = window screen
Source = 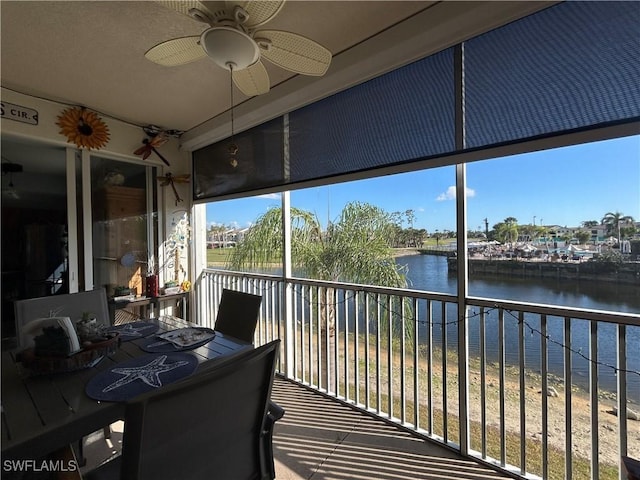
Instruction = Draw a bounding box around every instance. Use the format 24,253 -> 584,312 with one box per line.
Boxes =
193,2 -> 639,201
288,48 -> 456,182
465,1 -> 640,148
193,118 -> 284,199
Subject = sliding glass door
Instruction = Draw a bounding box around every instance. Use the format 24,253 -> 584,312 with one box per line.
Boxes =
0,134 -> 158,342
90,156 -> 158,298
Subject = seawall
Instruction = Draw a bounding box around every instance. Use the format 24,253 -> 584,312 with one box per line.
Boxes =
447,258 -> 640,286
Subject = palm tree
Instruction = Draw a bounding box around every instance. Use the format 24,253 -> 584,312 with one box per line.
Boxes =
227,201 -> 408,320
519,224 -> 536,243
228,202 -> 406,285
581,220 -> 599,228
535,225 -> 550,251
495,217 -> 519,247
601,211 -> 635,245
227,202 -> 409,391
533,225 -> 547,244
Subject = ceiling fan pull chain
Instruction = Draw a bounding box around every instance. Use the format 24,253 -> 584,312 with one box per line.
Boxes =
230,63 -> 234,143
228,63 -> 238,167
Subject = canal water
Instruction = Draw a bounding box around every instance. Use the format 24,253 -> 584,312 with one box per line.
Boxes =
398,254 -> 640,400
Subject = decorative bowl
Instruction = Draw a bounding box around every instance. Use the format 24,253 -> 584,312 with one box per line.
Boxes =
162,286 -> 181,295
17,333 -> 120,375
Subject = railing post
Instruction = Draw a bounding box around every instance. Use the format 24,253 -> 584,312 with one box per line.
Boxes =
589,320 -> 599,480
282,190 -> 294,379
455,42 -> 470,456
564,316 -> 573,479
617,324 -> 628,480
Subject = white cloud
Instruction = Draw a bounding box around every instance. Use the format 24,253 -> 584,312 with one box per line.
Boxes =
436,186 -> 476,201
257,193 -> 281,200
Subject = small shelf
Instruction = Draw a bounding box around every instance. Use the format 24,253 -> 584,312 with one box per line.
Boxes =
108,292 -> 188,323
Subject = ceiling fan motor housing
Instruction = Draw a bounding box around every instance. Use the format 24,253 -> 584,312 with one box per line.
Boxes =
200,26 -> 260,70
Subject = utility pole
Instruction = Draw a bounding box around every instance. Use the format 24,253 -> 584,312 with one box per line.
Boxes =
484,218 -> 491,259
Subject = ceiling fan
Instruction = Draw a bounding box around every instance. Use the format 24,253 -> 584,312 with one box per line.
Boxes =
145,0 -> 332,97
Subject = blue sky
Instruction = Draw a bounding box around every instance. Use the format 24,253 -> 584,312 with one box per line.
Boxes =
206,135 -> 640,232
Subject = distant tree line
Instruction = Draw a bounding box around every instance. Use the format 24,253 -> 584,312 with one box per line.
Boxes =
209,208 -> 637,250
486,211 -> 636,246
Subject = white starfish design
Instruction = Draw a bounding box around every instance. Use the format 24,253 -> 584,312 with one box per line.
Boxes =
112,323 -> 156,338
102,355 -> 189,392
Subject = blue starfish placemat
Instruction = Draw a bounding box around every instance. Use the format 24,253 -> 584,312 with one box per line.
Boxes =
105,321 -> 159,342
85,352 -> 198,402
139,327 -> 216,353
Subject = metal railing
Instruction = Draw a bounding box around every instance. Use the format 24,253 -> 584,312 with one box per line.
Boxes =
199,268 -> 639,480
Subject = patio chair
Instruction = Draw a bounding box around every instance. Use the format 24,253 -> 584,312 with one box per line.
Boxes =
14,288 -> 111,349
14,288 -> 112,465
213,288 -> 263,343
84,339 -> 282,480
213,289 -> 284,479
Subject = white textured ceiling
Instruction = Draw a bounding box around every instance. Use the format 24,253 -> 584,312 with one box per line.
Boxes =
1,1 -> 551,150
1,1 -> 432,130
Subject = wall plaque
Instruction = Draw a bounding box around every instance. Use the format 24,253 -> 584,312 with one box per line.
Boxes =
1,101 -> 38,125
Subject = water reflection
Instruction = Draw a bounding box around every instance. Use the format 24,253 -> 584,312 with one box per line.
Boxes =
399,254 -> 640,399
398,254 -> 640,313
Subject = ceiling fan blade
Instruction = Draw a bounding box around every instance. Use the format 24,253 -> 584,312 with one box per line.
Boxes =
145,36 -> 206,66
155,1 -> 222,22
255,30 -> 331,76
226,1 -> 285,28
233,60 -> 270,96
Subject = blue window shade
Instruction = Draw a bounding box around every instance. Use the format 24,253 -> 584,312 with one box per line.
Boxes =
193,118 -> 284,199
465,1 -> 640,148
289,48 -> 455,182
192,2 -> 638,201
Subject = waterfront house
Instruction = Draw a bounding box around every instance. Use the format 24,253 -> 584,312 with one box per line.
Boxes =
588,224 -> 610,244
2,2 -> 638,479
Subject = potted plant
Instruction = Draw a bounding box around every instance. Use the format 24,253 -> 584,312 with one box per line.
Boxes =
163,280 -> 180,295
113,285 -> 132,297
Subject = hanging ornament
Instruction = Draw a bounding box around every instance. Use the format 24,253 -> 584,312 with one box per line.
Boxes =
158,172 -> 191,206
134,128 -> 171,166
56,107 -> 110,150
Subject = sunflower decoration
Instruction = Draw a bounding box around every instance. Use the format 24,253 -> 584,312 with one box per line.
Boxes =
56,107 -> 110,150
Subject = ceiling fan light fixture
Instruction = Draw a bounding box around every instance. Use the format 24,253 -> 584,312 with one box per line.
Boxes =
200,27 -> 259,70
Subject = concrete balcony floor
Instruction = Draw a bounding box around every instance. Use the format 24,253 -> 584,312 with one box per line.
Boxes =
80,376 -> 511,479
